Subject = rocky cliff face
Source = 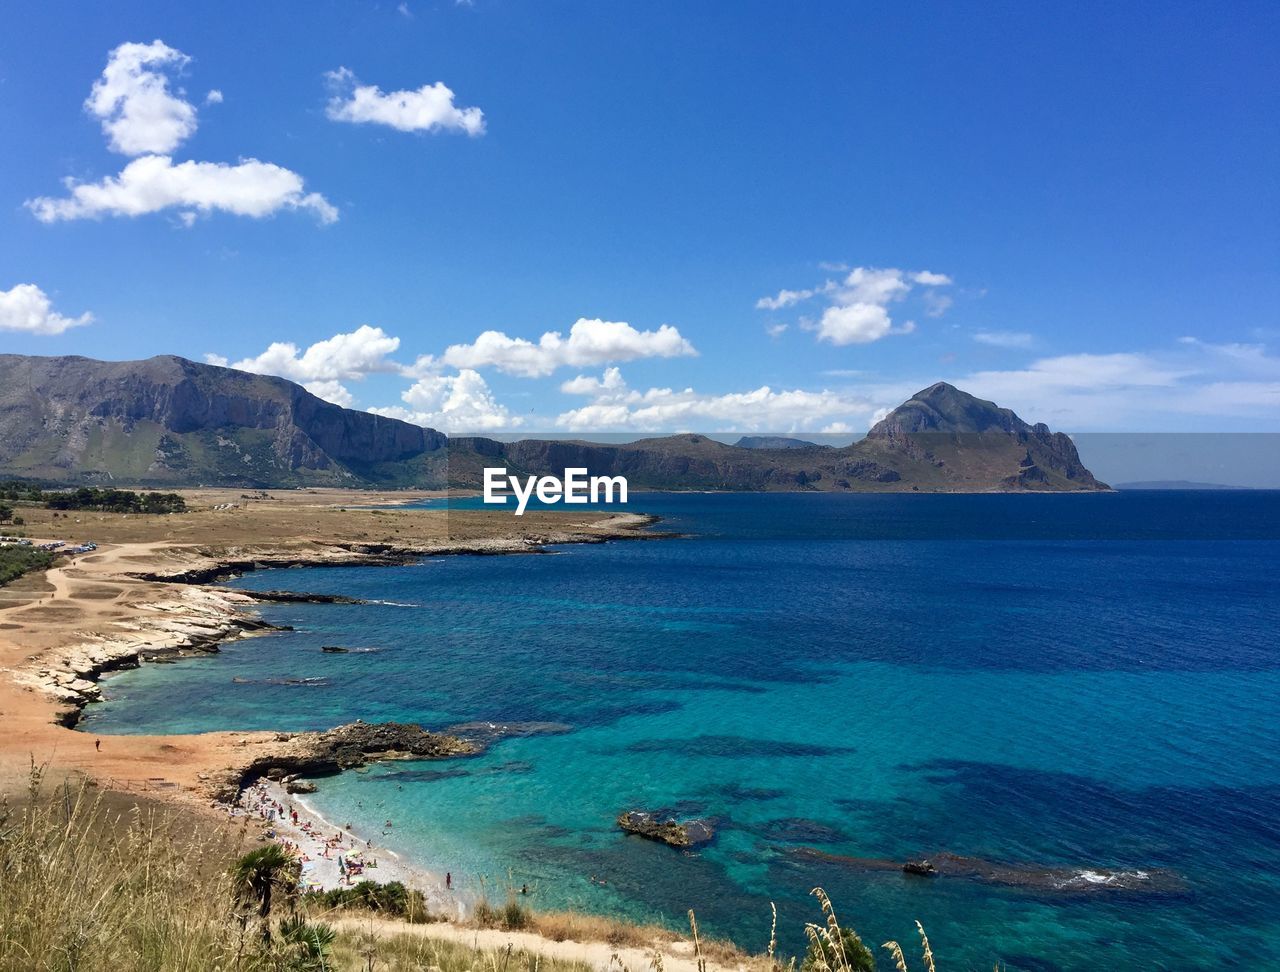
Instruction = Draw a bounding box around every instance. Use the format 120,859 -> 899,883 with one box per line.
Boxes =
0,354 -> 445,485
864,382 -> 1104,490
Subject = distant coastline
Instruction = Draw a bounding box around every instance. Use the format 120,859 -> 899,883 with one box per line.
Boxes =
1114,480 -> 1259,490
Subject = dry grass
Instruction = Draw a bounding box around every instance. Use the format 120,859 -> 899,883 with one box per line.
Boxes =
0,766 -> 964,971
470,901 -> 751,968
0,765 -> 249,971
327,923 -> 597,972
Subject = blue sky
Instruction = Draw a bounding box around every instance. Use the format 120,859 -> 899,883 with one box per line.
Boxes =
2,0 -> 1277,434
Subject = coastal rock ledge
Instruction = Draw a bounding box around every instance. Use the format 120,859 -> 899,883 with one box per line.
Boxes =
212,721 -> 479,802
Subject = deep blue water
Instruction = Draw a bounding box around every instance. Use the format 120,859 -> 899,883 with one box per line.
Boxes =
82,492 -> 1280,970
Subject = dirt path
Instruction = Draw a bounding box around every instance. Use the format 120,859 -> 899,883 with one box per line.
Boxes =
330,916 -> 761,972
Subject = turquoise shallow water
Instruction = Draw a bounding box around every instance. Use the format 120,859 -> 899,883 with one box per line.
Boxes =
82,492 -> 1280,970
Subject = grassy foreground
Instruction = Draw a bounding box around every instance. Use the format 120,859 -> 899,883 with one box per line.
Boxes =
0,769 -> 954,972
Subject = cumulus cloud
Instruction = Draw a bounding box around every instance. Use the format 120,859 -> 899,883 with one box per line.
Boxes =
86,40 -> 197,155
818,302 -> 894,344
757,265 -> 951,346
440,318 -> 697,377
218,325 -> 402,406
301,379 -> 356,407
0,283 -> 93,335
29,41 -> 336,227
371,369 -> 517,431
27,155 -> 338,225
325,67 -> 484,135
559,366 -> 627,396
973,330 -> 1033,349
555,368 -> 875,432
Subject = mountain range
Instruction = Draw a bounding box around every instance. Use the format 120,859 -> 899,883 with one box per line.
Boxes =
0,354 -> 1106,492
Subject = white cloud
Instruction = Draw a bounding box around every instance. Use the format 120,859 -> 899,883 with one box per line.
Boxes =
757,266 -> 952,346
913,270 -> 952,286
325,67 -> 484,136
756,287 -> 824,311
27,155 -> 338,225
766,323 -> 788,338
203,353 -> 230,367
852,339 -> 1280,430
30,41 -> 335,228
220,325 -> 401,406
818,302 -> 894,345
86,40 -> 197,156
966,353 -> 1190,398
229,325 -> 401,381
441,318 -> 697,377
943,349 -> 1237,429
397,2 -> 413,17
922,291 -> 953,317
555,368 -> 874,432
372,370 -> 517,431
0,283 -> 93,335
973,330 -> 1033,349
302,379 -> 356,407
560,367 -> 627,396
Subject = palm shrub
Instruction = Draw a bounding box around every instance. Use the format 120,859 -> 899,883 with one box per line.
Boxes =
230,843 -> 301,943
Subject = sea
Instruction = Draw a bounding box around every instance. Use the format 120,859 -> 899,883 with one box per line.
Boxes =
80,491 -> 1280,971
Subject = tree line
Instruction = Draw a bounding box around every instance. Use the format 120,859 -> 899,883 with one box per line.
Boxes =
0,482 -> 186,514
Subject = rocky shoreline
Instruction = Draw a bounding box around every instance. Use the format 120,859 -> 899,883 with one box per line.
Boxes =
18,513 -> 664,729
9,511 -> 664,804
13,584 -> 284,726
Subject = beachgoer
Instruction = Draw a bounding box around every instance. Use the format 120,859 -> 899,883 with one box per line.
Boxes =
94,739 -> 100,751
521,883 -> 528,895
446,872 -> 452,890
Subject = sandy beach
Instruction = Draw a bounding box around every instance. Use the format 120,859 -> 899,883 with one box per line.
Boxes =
228,778 -> 467,917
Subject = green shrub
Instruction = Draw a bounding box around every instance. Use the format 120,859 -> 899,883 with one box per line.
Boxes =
307,880 -> 431,923
0,546 -> 52,586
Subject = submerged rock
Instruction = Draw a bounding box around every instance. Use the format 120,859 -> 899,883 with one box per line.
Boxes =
903,859 -> 938,877
785,847 -> 1185,895
238,590 -> 369,605
617,810 -> 716,848
760,817 -> 850,844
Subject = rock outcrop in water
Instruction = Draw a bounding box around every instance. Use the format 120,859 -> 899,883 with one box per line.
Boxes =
214,721 -> 479,802
617,810 -> 716,848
